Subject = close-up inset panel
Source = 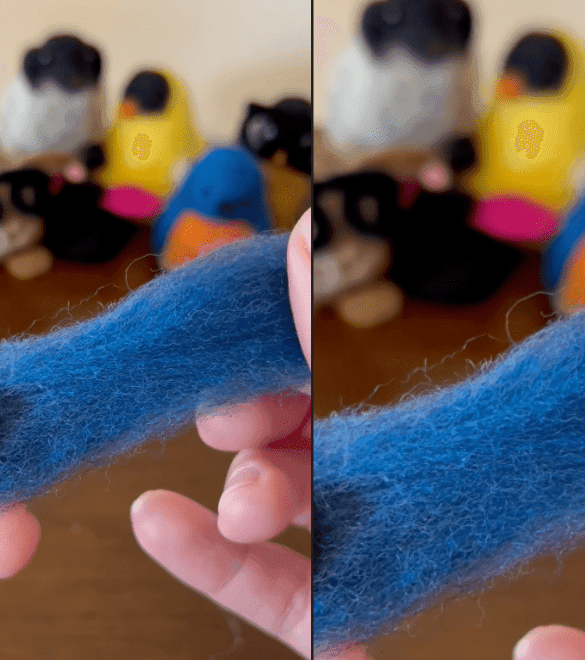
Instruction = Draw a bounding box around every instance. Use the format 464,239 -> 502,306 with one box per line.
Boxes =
313,1 -> 585,659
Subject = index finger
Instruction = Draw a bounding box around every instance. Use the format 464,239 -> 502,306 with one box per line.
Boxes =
196,390 -> 310,451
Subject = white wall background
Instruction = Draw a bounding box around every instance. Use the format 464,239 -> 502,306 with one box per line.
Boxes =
315,0 -> 585,126
0,0 -> 311,141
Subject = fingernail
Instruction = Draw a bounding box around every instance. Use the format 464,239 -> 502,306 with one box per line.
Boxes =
224,465 -> 261,495
130,491 -> 152,517
513,630 -> 533,659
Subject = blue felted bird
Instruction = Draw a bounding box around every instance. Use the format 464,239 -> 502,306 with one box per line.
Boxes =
542,194 -> 585,313
150,146 -> 272,269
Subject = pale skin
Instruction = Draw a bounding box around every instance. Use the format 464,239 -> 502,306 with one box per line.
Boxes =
0,210 -> 581,660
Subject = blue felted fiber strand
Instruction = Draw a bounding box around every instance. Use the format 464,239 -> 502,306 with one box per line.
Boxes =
0,232 -> 308,508
314,310 -> 585,651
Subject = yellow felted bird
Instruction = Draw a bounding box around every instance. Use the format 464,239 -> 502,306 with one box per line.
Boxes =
98,69 -> 206,221
466,30 -> 585,215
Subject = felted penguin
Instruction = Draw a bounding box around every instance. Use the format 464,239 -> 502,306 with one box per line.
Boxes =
98,69 -> 206,222
314,171 -> 523,327
151,146 -> 272,270
324,0 -> 475,167
0,34 -> 105,166
466,30 -> 585,242
239,97 -> 311,231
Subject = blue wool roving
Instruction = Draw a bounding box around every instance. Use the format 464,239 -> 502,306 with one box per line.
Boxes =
314,310 -> 585,650
0,232 -> 308,509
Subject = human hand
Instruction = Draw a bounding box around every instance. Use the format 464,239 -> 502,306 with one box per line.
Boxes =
130,210 -> 312,658
0,503 -> 40,578
513,625 -> 585,660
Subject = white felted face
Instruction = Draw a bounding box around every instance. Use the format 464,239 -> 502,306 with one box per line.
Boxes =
326,38 -> 468,155
0,72 -> 104,158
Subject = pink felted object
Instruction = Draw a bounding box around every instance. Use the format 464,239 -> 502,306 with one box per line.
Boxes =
471,195 -> 560,243
100,186 -> 164,221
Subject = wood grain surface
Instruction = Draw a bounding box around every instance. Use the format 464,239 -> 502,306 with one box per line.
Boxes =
0,228 -> 308,660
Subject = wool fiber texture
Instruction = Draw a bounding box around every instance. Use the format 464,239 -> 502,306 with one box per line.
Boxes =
314,310 -> 585,650
0,232 -> 308,508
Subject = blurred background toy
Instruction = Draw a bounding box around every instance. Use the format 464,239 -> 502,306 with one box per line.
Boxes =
0,167 -> 50,279
151,146 -> 271,270
239,97 -> 311,231
0,163 -> 137,278
320,0 -> 476,184
98,69 -> 206,223
542,193 -> 585,315
314,170 -> 524,328
465,30 -> 585,243
0,147 -> 116,280
0,34 -> 105,167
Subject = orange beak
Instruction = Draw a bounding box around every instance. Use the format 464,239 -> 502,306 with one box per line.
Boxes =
496,75 -> 524,101
161,212 -> 255,270
118,100 -> 138,119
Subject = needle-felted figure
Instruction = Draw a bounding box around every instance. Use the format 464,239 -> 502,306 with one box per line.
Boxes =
151,146 -> 272,270
324,0 -> 475,167
98,69 -> 207,223
0,34 -> 105,166
240,97 -> 311,230
314,170 -> 523,327
542,193 -> 585,314
0,166 -> 137,266
0,169 -> 49,279
466,30 -> 585,243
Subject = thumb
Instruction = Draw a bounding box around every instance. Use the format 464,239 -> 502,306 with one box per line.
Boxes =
514,625 -> 585,660
287,209 -> 312,370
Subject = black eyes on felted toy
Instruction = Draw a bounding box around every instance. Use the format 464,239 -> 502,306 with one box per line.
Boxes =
361,0 -> 471,60
242,111 -> 280,155
427,0 -> 471,49
313,185 -> 341,251
23,35 -> 102,91
0,169 -> 51,216
240,98 -> 312,175
313,172 -> 401,249
219,202 -> 236,216
37,47 -> 52,67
